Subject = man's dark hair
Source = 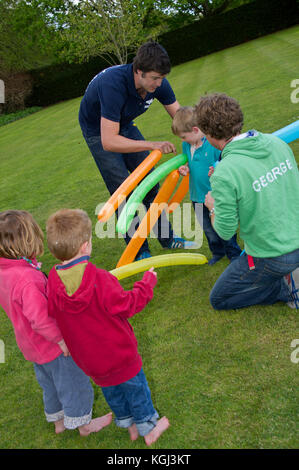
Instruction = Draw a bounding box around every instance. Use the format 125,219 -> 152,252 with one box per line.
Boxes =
133,41 -> 171,75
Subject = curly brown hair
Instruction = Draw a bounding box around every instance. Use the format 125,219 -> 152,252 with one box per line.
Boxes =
194,93 -> 243,140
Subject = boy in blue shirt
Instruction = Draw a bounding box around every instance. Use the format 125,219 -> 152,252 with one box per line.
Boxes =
172,107 -> 242,265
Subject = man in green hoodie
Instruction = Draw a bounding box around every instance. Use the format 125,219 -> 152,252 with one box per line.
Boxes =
195,93 -> 299,310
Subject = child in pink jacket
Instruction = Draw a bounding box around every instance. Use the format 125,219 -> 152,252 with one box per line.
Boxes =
0,210 -> 112,436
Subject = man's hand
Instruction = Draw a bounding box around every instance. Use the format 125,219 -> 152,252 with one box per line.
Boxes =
101,118 -> 177,154
151,141 -> 177,154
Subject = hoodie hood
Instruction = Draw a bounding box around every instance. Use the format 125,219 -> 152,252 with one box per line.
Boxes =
49,261 -> 97,314
210,130 -> 299,258
222,131 -> 277,160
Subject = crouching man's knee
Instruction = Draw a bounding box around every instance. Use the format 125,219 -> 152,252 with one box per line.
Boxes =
210,294 -> 223,310
209,287 -> 228,310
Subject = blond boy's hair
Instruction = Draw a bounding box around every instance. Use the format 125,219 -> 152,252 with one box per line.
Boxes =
46,209 -> 92,261
0,210 -> 44,259
171,106 -> 197,136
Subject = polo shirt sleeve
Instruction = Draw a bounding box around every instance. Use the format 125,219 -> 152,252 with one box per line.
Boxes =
98,75 -> 127,123
182,141 -> 188,155
154,78 -> 176,105
182,141 -> 191,163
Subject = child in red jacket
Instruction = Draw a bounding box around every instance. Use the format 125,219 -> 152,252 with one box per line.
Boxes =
46,208 -> 169,446
0,210 -> 112,436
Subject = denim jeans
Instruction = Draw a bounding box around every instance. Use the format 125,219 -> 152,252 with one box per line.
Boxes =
101,368 -> 159,436
193,202 -> 242,259
210,248 -> 299,310
34,354 -> 94,429
83,124 -> 174,256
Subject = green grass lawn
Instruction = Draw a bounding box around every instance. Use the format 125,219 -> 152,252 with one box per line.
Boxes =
0,25 -> 298,450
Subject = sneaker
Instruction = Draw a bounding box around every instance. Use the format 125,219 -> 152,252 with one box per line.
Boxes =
208,255 -> 224,266
135,250 -> 152,262
284,268 -> 299,309
168,237 -> 199,249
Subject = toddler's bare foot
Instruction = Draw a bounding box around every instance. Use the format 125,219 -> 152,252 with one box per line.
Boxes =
144,417 -> 170,446
55,419 -> 66,434
79,412 -> 113,436
128,423 -> 139,441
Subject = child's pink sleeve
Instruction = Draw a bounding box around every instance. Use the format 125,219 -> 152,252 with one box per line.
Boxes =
21,281 -> 63,343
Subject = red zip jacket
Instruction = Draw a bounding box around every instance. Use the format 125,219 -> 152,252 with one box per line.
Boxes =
47,261 -> 157,387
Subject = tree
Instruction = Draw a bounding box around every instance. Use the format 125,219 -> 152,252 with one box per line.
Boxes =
0,0 -> 68,75
0,0 -> 254,74
159,0 -> 249,18
169,0 -> 231,17
152,0 -> 252,30
59,0 -> 168,65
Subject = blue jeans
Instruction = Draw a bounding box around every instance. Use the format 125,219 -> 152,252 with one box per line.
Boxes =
210,248 -> 299,310
193,202 -> 242,259
34,355 -> 94,429
101,368 -> 159,437
83,124 -> 174,256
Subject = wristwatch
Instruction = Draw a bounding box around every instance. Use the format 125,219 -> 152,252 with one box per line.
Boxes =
209,207 -> 215,217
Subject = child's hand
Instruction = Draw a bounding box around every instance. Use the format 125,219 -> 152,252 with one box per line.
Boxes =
178,165 -> 189,176
148,267 -> 157,278
204,191 -> 215,211
58,339 -> 70,357
208,166 -> 215,177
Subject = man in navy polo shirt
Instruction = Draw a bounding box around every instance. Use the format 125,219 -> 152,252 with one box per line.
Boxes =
79,41 -> 195,260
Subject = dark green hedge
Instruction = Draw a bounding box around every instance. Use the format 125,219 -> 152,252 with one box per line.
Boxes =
26,0 -> 299,108
160,0 -> 299,66
26,56 -> 110,107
